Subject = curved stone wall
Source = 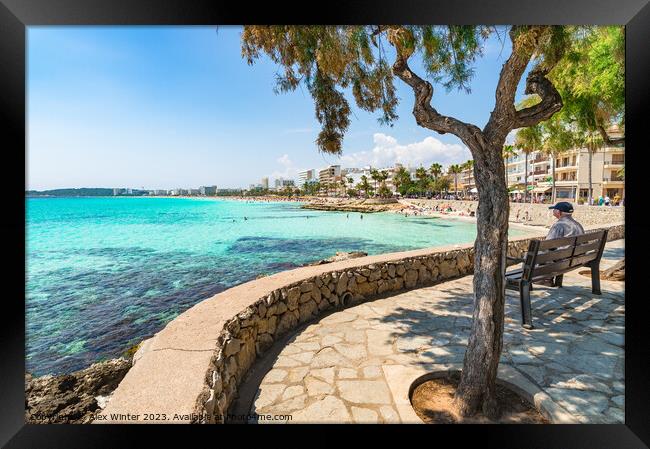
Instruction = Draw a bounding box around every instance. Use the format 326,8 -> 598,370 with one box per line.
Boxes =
98,223 -> 623,424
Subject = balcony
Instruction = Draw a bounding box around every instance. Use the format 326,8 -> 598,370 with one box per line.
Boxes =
555,179 -> 578,185
604,158 -> 625,168
603,177 -> 624,184
554,164 -> 577,172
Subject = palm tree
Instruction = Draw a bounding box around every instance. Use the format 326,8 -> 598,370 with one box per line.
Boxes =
429,163 -> 442,179
393,166 -> 411,196
357,175 -> 373,198
339,179 -> 348,197
575,128 -> 604,205
369,169 -> 380,193
514,126 -> 542,202
415,166 -> 429,196
541,117 -> 575,204
448,164 -> 462,196
392,172 -> 402,195
461,160 -> 474,197
428,163 -> 443,195
501,144 -> 517,187
346,176 -> 354,196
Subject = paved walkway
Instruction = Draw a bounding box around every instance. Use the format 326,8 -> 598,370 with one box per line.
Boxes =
250,240 -> 624,424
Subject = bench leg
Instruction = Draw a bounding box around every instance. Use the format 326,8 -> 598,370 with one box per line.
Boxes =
519,282 -> 533,329
590,262 -> 601,295
554,274 -> 564,287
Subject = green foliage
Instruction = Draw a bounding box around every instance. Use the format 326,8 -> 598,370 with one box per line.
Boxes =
242,25 -> 493,154
356,175 -> 374,197
430,177 -> 451,193
301,181 -> 321,196
514,123 -> 543,153
123,342 -> 141,360
411,26 -> 490,93
549,26 -> 624,136
377,183 -> 392,198
429,162 -> 443,179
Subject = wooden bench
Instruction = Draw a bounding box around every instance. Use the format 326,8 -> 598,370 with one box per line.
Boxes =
505,229 -> 609,329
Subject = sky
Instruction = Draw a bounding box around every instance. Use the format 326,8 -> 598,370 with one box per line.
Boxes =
27,26 -> 531,191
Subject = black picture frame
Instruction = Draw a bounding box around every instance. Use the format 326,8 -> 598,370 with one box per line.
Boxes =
1,0 -> 648,446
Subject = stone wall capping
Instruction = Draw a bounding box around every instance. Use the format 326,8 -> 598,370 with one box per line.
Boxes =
98,222 -> 623,423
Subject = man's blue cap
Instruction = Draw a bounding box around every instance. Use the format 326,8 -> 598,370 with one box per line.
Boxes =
549,201 -> 574,213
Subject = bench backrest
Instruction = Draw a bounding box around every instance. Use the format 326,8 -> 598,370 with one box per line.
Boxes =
520,230 -> 608,282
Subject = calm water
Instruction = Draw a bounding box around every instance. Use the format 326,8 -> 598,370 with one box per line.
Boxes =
26,197 -> 530,375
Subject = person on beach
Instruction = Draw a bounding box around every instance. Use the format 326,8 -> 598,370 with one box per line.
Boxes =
360,214 -> 363,220
546,202 -> 584,240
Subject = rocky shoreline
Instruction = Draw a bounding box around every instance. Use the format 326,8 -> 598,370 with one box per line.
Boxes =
25,358 -> 132,424
301,197 -> 406,213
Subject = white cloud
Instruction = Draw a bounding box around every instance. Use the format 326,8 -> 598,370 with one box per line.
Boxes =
268,154 -> 301,181
339,133 -> 471,170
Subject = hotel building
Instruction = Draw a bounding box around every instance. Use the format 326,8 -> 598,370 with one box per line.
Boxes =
318,165 -> 342,195
505,125 -> 624,201
297,169 -> 317,187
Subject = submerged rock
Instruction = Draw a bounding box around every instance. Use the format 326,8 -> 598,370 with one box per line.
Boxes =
307,251 -> 368,266
25,357 -> 132,424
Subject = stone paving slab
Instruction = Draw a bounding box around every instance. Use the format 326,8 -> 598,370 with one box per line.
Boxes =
250,240 -> 624,424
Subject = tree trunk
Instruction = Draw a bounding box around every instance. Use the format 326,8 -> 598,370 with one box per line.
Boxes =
524,152 -> 529,203
454,144 -> 509,419
588,136 -> 593,204
551,155 -> 557,203
602,258 -> 625,280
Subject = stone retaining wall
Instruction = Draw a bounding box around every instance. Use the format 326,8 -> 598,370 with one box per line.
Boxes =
405,199 -> 625,227
99,223 -> 623,424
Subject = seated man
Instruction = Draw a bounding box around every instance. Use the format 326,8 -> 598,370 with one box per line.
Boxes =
546,201 -> 585,240
538,201 -> 585,286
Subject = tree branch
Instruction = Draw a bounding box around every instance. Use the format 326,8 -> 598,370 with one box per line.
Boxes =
597,124 -> 625,146
513,68 -> 563,128
391,39 -> 486,152
484,26 -> 562,146
483,26 -> 535,145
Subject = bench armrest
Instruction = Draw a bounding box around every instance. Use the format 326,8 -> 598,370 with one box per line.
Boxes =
506,256 -> 525,264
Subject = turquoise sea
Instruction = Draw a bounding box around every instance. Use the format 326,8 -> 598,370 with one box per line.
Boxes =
26,197 -> 531,375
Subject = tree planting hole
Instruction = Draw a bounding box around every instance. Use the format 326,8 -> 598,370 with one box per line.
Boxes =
409,371 -> 550,424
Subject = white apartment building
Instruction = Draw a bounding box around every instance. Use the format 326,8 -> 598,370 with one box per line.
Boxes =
199,185 -> 217,195
318,165 -> 342,195
297,169 -> 317,187
506,124 -> 624,202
